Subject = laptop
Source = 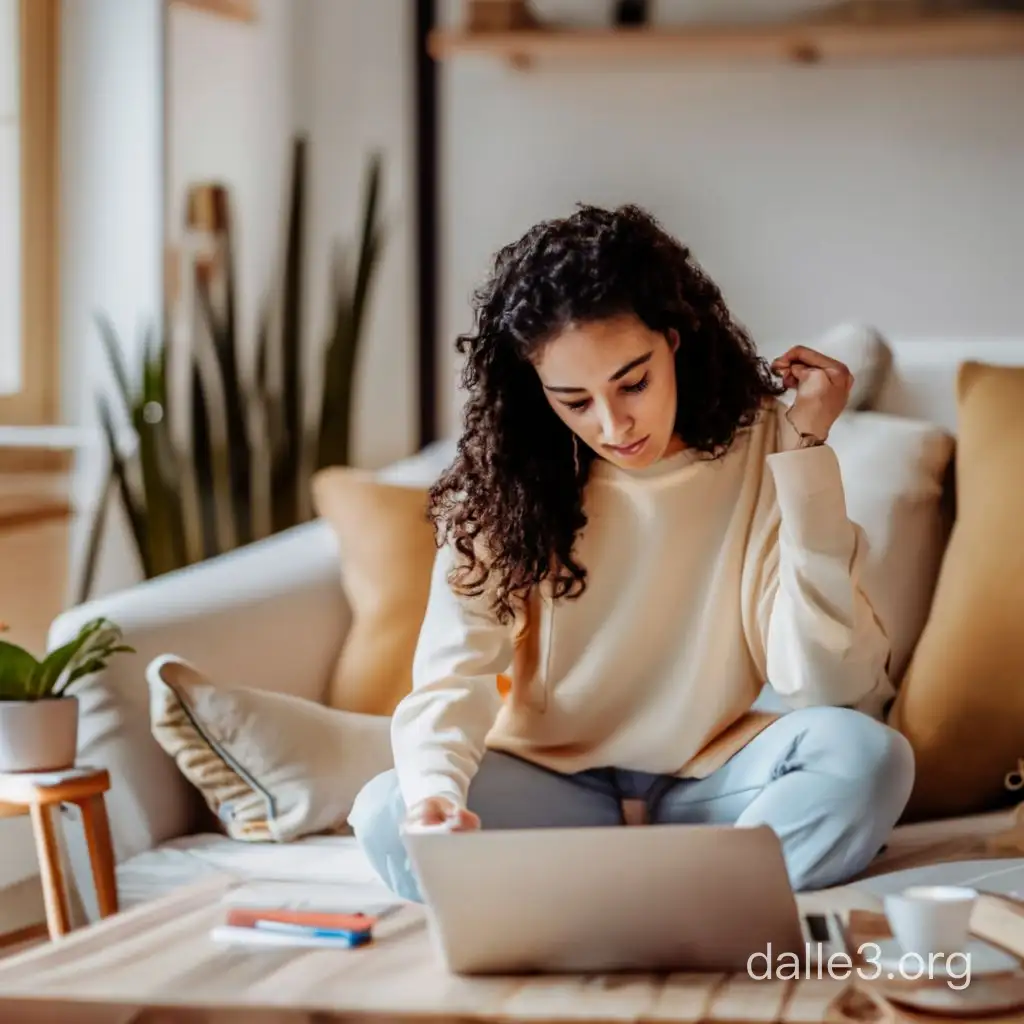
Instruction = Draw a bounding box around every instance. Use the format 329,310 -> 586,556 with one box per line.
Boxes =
403,822 -> 832,975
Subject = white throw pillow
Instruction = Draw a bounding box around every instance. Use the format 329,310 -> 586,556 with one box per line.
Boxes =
775,323 -> 894,411
816,323 -> 894,410
148,655 -> 393,842
826,411 -> 955,684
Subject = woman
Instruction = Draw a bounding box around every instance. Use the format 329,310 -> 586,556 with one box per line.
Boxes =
350,203 -> 914,902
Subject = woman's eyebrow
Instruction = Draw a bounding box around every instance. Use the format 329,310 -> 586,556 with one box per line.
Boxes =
544,351 -> 653,393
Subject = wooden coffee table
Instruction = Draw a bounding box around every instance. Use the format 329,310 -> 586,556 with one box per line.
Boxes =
0,872 -> 1022,1023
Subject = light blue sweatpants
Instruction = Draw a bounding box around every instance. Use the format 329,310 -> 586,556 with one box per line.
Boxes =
348,705 -> 915,902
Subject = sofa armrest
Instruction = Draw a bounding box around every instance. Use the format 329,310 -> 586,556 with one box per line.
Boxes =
50,519 -> 349,920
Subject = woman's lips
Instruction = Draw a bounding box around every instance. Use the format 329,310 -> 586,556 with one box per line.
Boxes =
606,435 -> 649,457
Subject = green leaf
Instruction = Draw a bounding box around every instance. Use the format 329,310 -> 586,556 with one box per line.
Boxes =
0,642 -> 41,701
350,151 -> 385,347
274,135 -> 307,534
95,313 -> 135,421
97,394 -> 151,577
192,299 -> 239,558
32,631 -> 91,699
196,267 -> 251,548
137,329 -> 186,576
76,469 -> 114,605
316,152 -> 386,474
48,619 -> 135,696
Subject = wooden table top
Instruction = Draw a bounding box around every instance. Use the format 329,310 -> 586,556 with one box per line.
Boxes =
0,766 -> 110,805
0,872 -> 1023,1023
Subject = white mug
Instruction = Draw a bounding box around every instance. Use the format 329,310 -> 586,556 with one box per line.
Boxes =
883,885 -> 978,957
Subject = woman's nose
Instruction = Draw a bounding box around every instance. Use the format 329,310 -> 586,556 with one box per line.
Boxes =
597,403 -> 634,445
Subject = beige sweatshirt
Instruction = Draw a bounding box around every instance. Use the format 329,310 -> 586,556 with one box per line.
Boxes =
392,399 -> 894,811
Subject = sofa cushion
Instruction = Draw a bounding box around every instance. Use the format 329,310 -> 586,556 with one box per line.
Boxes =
825,410 -> 954,684
113,807 -> 1024,914
888,361 -> 1024,820
148,655 -> 393,842
376,438 -> 456,487
312,467 -> 438,716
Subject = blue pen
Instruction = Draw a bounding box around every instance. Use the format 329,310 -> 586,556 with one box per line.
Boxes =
254,920 -> 372,946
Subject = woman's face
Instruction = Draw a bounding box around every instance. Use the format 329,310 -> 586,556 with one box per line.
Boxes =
532,313 -> 682,471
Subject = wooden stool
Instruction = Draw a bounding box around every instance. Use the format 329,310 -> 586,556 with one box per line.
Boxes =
0,766 -> 118,939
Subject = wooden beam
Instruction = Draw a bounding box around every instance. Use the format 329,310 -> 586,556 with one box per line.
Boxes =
415,0 -> 439,449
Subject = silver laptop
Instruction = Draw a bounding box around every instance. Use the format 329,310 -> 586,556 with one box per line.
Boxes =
403,822 -> 821,975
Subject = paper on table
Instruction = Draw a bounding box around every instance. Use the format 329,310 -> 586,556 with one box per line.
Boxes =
222,880 -> 401,918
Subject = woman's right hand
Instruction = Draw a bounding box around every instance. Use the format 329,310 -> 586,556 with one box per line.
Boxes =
405,796 -> 480,832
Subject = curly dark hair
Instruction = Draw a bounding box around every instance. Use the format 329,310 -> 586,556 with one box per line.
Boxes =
429,203 -> 783,625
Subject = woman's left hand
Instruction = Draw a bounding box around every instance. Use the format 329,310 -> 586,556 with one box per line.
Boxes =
770,345 -> 854,441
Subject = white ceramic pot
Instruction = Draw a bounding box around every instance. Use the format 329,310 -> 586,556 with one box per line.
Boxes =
0,696 -> 79,773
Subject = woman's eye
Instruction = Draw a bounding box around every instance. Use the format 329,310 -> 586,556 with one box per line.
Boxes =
566,398 -> 590,413
623,374 -> 650,395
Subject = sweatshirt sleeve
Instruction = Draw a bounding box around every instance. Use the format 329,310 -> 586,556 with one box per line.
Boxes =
745,440 -> 894,717
390,541 -> 512,811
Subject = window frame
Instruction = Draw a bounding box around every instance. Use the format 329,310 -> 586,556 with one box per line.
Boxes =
0,0 -> 59,427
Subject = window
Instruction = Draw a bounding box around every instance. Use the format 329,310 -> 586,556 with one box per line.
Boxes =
0,0 -> 19,397
0,0 -> 57,425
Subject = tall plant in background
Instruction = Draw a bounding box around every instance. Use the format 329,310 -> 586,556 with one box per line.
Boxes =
79,138 -> 385,600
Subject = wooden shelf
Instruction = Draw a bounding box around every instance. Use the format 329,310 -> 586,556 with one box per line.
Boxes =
170,0 -> 257,23
428,13 -> 1024,66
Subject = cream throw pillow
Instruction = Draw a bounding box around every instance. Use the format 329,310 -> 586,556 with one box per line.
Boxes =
148,655 -> 393,842
776,324 -> 894,412
826,410 -> 955,684
312,467 -> 437,715
816,323 -> 893,410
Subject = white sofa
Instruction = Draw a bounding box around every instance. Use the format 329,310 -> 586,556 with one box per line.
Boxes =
48,411 -> 1024,925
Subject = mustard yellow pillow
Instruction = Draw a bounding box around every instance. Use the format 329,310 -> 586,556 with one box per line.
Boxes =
887,361 -> 1024,821
311,468 -> 436,715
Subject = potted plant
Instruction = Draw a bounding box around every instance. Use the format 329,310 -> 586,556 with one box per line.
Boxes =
0,618 -> 134,773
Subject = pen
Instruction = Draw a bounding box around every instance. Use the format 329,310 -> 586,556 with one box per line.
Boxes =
254,920 -> 373,945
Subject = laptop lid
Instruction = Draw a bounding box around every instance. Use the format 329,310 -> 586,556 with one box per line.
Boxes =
404,822 -> 806,975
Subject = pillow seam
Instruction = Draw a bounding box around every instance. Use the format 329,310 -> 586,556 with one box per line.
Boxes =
162,682 -> 279,826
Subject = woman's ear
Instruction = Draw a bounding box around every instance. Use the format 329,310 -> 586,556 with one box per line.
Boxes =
667,328 -> 680,354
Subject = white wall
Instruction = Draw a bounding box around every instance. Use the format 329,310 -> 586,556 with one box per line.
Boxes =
296,0 -> 416,469
437,0 -> 1024,436
61,0 -> 164,599
61,0 -> 163,429
0,0 -> 164,931
166,0 -> 416,471
167,0 -> 296,368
